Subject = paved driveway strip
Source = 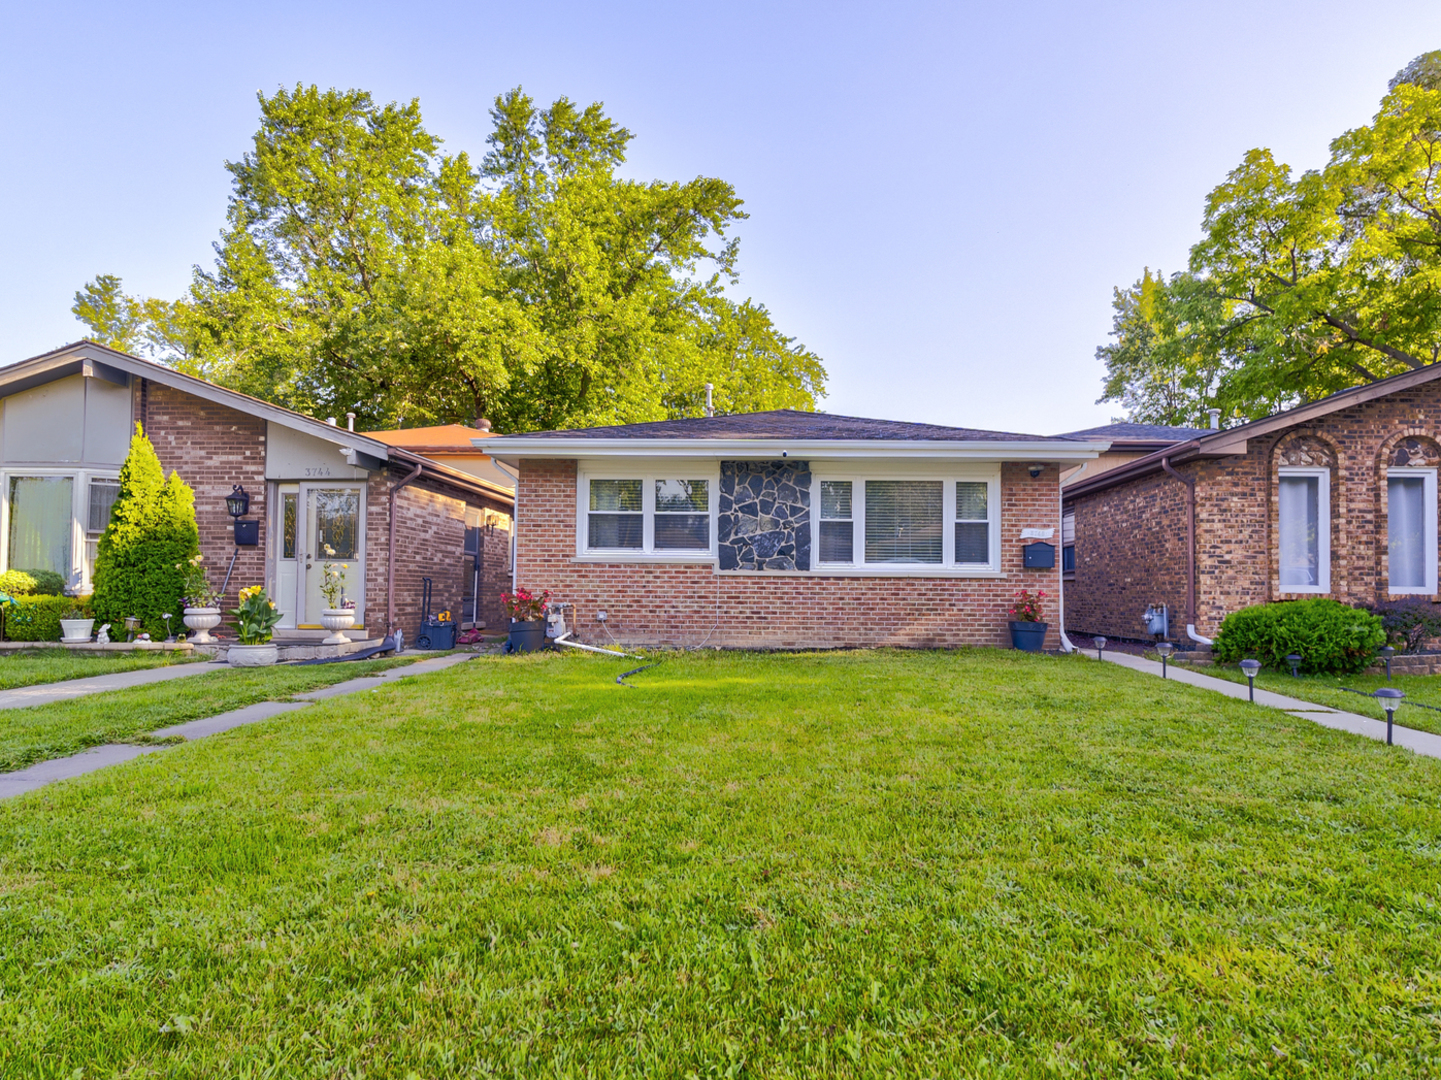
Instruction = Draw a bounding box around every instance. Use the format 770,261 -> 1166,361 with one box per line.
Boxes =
0,659 -> 226,711
1101,650 -> 1441,759
0,652 -> 475,800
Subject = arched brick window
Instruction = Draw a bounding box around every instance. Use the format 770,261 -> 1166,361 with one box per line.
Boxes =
1272,434 -> 1339,595
1381,434 -> 1440,595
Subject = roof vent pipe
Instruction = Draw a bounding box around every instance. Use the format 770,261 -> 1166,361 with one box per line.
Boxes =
1207,408 -> 1221,429
346,412 -> 355,431
326,416 -> 337,426
704,383 -> 714,418
476,418 -> 492,432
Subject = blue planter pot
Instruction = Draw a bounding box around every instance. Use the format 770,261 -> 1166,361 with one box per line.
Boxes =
507,619 -> 546,653
1009,621 -> 1048,652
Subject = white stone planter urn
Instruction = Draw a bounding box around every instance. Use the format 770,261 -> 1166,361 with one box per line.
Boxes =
320,608 -> 356,645
228,642 -> 278,667
183,606 -> 223,644
60,618 -> 95,644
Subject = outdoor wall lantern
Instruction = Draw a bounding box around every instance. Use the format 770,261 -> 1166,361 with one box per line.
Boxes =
1286,653 -> 1303,678
1375,687 -> 1405,746
1379,645 -> 1396,681
225,484 -> 251,519
1156,641 -> 1174,678
1239,658 -> 1261,703
1093,636 -> 1107,660
1027,463 -> 1045,479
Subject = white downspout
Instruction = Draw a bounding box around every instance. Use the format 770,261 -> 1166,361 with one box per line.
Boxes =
1058,462 -> 1085,653
493,460 -> 521,590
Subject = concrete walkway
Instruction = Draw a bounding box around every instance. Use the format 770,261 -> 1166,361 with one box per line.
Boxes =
1101,651 -> 1441,759
0,652 -> 475,800
0,659 -> 227,711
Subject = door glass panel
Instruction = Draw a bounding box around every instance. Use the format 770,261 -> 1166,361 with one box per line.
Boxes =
8,476 -> 73,577
313,489 -> 359,559
282,493 -> 297,559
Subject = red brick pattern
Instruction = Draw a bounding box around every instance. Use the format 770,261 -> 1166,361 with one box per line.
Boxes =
514,459 -> 1062,649
1067,382 -> 1441,639
136,379 -> 268,611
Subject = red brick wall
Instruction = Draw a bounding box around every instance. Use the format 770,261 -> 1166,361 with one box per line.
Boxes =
515,459 -> 1062,649
1064,469 -> 1189,641
1066,380 -> 1441,638
136,379 -> 267,612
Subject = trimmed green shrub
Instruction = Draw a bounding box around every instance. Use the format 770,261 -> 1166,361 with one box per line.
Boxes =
0,570 -> 37,597
20,569 -> 67,596
1214,599 -> 1387,674
2,595 -> 91,643
1368,599 -> 1441,654
91,424 -> 200,638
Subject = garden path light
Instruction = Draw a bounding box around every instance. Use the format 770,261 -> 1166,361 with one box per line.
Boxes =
1239,658 -> 1261,702
1375,687 -> 1404,746
1156,641 -> 1173,678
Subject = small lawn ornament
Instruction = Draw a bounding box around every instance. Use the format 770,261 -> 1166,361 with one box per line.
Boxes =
96,624 -> 111,644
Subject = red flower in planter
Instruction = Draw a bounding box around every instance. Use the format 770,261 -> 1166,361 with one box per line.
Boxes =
502,588 -> 550,623
1009,589 -> 1046,623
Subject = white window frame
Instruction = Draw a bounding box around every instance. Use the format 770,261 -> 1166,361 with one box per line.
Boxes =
0,467 -> 121,592
1277,466 -> 1331,595
1386,466 -> 1438,596
576,462 -> 721,561
809,467 -> 1002,576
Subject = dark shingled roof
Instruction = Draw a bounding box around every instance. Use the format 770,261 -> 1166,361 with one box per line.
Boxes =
499,409 -> 1081,442
1058,422 -> 1210,442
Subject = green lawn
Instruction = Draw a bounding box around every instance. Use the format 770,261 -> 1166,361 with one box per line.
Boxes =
1181,659 -> 1441,736
0,658 -> 414,772
0,648 -> 197,691
3,648 -> 1441,1077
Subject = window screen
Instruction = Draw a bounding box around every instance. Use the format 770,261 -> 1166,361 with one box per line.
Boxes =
654,479 -> 709,550
87,479 -> 120,534
1278,475 -> 1322,588
819,480 -> 854,563
1389,474 -> 1428,590
954,481 -> 989,564
588,479 -> 643,549
8,476 -> 73,578
865,480 -> 943,564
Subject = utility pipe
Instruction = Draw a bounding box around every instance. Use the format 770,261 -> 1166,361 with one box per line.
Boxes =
1058,462 -> 1086,653
1159,449 -> 1214,646
549,631 -> 636,658
386,459 -> 425,635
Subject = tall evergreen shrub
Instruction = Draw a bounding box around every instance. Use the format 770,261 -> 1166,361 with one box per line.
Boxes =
91,424 -> 200,637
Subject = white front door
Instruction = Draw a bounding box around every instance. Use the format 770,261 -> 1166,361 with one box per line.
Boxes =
298,483 -> 364,627
275,485 -> 299,629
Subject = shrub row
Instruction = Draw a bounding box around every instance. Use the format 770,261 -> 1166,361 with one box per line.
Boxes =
2,596 -> 91,643
1214,598 -> 1386,675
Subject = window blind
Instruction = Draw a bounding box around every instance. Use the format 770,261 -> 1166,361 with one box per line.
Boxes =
1388,475 -> 1427,589
588,479 -> 644,549
865,480 -> 943,564
1278,475 -> 1321,587
954,480 -> 989,564
654,479 -> 709,550
819,480 -> 853,563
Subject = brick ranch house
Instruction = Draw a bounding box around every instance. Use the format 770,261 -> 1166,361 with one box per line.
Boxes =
481,412 -> 1107,649
0,341 -> 514,640
1063,364 -> 1441,644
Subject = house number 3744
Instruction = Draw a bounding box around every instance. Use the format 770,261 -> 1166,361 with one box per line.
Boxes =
304,466 -> 332,477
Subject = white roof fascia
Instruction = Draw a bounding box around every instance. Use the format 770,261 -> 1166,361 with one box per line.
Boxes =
479,437 -> 1110,462
3,342 -> 394,460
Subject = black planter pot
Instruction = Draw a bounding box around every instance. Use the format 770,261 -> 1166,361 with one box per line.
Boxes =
507,619 -> 546,653
1009,620 -> 1048,652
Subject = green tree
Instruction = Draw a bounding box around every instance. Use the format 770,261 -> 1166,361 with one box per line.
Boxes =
91,425 -> 199,637
79,85 -> 825,430
1100,52 -> 1441,422
72,275 -> 142,353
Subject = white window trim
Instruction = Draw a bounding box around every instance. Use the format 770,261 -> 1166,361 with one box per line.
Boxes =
1387,466 -> 1438,596
0,467 -> 121,592
576,464 -> 721,562
810,470 -> 1002,576
1277,466 -> 1331,595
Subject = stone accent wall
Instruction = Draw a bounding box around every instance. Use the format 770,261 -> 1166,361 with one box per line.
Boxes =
514,458 -> 1062,649
717,460 -> 811,571
136,379 -> 268,613
1066,379 -> 1441,639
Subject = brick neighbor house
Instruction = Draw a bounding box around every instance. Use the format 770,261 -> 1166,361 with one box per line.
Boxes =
1063,365 -> 1441,644
481,412 -> 1106,649
0,341 -> 513,641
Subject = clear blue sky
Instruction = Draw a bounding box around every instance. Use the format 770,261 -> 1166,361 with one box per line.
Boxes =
3,1 -> 1439,434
